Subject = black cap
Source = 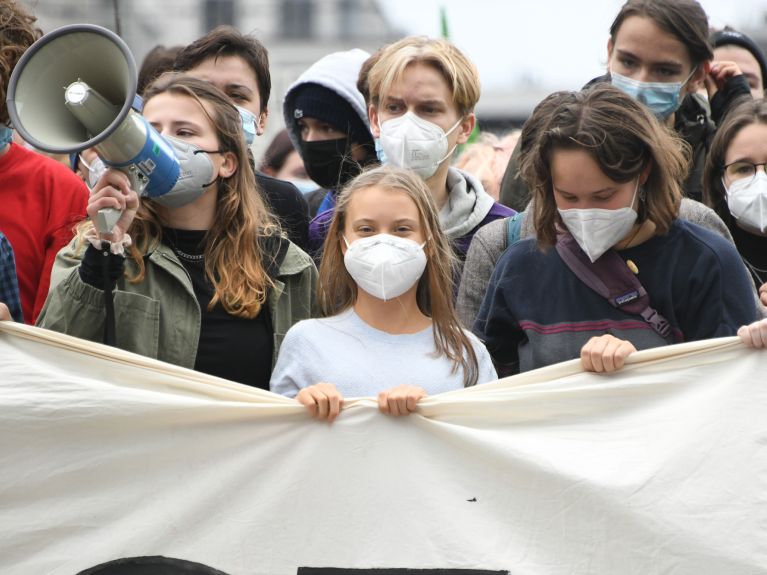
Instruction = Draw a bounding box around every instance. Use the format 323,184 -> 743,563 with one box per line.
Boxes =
711,28 -> 767,89
291,83 -> 373,147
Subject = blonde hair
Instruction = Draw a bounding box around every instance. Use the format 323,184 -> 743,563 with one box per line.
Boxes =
318,165 -> 480,387
77,74 -> 280,318
367,36 -> 480,117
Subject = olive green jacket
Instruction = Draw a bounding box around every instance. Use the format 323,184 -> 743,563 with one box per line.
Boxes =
37,237 -> 317,369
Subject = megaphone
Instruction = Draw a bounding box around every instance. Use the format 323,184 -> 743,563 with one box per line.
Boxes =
6,24 -> 180,233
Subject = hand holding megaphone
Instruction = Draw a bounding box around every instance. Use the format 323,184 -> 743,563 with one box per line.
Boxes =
6,24 -> 180,235
86,169 -> 140,244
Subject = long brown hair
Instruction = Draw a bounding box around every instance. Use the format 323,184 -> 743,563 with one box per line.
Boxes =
318,165 -> 480,387
703,97 -> 767,221
78,74 -> 279,319
519,85 -> 688,249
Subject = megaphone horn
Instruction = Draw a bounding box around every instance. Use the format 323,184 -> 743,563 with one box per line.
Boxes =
6,24 -> 180,233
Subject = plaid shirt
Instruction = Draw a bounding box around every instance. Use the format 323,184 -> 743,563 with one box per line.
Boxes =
0,233 -> 23,322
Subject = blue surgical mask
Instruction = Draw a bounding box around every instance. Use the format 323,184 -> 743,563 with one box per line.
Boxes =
235,105 -> 257,145
610,69 -> 696,119
288,178 -> 318,195
0,124 -> 13,147
374,137 -> 388,164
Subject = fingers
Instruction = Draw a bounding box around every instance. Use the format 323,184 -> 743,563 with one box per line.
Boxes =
705,60 -> 745,97
581,335 -> 637,373
295,383 -> 344,422
0,303 -> 11,322
378,385 -> 427,417
738,319 -> 767,349
87,168 -> 140,237
759,283 -> 767,307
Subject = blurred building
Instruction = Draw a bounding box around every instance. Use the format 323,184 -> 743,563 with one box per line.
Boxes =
26,0 -> 404,158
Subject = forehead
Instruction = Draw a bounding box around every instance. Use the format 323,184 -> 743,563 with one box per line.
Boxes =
187,55 -> 260,91
612,15 -> 692,68
714,46 -> 762,79
550,148 -> 615,191
142,91 -> 213,124
725,123 -> 767,163
386,62 -> 452,103
346,185 -> 420,220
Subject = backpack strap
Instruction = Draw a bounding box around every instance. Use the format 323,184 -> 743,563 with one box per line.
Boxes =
555,232 -> 672,341
505,212 -> 525,248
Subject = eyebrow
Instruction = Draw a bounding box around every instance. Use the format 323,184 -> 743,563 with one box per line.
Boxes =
554,186 -> 616,196
351,217 -> 420,225
615,49 -> 684,69
223,83 -> 253,94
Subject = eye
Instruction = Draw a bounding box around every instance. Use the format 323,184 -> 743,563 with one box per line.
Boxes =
656,67 -> 678,78
227,91 -> 249,104
356,225 -> 375,234
385,102 -> 403,114
176,128 -> 195,137
619,57 -> 637,69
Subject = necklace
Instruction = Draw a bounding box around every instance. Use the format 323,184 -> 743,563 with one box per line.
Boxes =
165,238 -> 205,262
742,256 -> 767,284
618,221 -> 645,250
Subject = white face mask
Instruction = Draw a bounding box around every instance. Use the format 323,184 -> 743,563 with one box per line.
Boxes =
343,234 -> 427,301
378,112 -> 461,180
79,154 -> 107,189
558,180 -> 640,262
725,171 -> 767,235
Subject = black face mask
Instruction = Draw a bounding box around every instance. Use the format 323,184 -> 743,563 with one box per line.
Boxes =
300,137 -> 364,190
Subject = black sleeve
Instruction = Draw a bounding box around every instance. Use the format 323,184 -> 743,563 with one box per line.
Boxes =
710,75 -> 752,125
255,172 -> 310,251
78,244 -> 125,290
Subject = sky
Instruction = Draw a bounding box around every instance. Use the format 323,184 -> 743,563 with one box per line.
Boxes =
377,0 -> 767,91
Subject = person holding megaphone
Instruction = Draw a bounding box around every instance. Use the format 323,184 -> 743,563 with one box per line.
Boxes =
37,75 -> 317,389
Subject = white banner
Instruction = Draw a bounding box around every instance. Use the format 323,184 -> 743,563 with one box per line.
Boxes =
1,322 -> 765,575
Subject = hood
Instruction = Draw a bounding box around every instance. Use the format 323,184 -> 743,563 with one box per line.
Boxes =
282,49 -> 371,155
440,167 -> 496,239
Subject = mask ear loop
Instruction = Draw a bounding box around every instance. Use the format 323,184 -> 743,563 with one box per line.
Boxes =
194,148 -> 226,188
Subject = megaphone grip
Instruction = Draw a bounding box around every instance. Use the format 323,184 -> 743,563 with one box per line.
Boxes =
95,208 -> 122,235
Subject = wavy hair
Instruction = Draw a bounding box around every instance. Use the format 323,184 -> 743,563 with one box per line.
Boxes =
519,84 -> 688,249
318,165 -> 479,387
78,74 -> 279,318
0,0 -> 41,124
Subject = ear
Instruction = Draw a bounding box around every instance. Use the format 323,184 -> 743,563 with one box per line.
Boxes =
256,107 -> 268,135
639,159 -> 653,186
218,150 -> 238,179
606,37 -> 614,67
369,104 -> 381,138
456,113 -> 476,145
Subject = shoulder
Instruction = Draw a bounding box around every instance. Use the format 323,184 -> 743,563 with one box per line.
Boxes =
668,219 -> 741,265
677,198 -> 733,243
470,217 -> 508,256
255,172 -> 307,208
5,145 -> 87,192
275,239 -> 317,279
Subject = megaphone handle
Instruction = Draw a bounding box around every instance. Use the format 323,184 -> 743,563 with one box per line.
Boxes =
95,208 -> 123,235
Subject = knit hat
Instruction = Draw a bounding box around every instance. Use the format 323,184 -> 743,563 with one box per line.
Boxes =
291,83 -> 373,147
710,28 -> 767,89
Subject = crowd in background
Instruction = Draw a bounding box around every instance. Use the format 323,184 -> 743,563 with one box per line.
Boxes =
1,0 -> 767,421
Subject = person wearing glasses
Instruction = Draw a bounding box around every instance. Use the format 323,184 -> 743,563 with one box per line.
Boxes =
703,97 -> 767,307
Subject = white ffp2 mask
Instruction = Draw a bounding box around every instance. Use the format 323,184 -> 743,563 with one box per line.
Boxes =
725,171 -> 767,235
343,234 -> 427,301
379,112 -> 461,179
558,180 -> 640,262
